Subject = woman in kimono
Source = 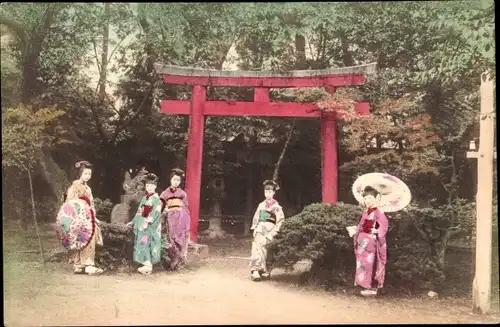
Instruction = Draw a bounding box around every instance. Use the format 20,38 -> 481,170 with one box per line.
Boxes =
56,160 -> 103,275
160,168 -> 191,270
349,186 -> 389,296
127,173 -> 165,275
249,180 -> 285,281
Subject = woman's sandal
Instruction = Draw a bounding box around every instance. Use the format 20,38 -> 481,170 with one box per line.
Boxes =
360,289 -> 378,296
84,266 -> 104,275
251,270 -> 261,281
73,267 -> 85,274
138,266 -> 153,275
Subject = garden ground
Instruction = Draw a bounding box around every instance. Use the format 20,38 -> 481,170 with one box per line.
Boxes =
3,223 -> 500,326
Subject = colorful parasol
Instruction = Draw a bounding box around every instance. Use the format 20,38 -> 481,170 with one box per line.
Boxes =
352,172 -> 411,213
55,199 -> 96,250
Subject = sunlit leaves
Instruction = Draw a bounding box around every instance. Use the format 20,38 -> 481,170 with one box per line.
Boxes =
2,104 -> 65,169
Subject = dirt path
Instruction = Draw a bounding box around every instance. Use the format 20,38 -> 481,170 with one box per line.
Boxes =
3,228 -> 500,325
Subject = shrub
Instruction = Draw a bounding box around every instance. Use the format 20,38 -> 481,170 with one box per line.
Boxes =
269,203 -> 445,293
36,197 -> 57,222
270,202 -> 360,269
94,198 -> 114,222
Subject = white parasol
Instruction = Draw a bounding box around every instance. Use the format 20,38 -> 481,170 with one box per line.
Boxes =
352,172 -> 411,213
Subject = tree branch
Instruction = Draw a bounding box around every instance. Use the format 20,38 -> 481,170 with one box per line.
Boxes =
109,84 -> 155,145
273,119 -> 296,182
92,38 -> 102,80
106,30 -> 132,65
60,78 -> 110,146
31,4 -> 63,59
411,219 -> 431,242
0,12 -> 28,53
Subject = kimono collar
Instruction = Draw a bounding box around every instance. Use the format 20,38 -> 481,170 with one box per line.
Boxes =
367,207 -> 378,215
169,187 -> 177,193
145,192 -> 154,199
265,199 -> 277,208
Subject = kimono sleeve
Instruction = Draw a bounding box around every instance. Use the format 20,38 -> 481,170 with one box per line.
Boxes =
270,204 -> 285,238
66,185 -> 77,201
376,210 -> 389,240
353,212 -> 366,247
182,190 -> 190,212
148,196 -> 163,225
159,189 -> 168,201
375,210 -> 389,266
132,196 -> 146,224
250,203 -> 262,230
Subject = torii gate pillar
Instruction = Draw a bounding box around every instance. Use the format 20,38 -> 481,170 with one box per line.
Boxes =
185,85 -> 206,242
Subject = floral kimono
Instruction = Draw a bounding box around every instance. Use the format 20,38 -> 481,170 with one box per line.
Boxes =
353,207 -> 389,290
131,192 -> 165,267
159,187 -> 191,270
56,180 -> 102,272
250,199 -> 285,274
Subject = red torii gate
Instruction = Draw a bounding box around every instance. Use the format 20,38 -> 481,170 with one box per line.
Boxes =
155,63 -> 376,242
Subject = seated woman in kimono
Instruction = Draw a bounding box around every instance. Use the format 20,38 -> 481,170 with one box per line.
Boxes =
349,186 -> 389,296
249,180 -> 285,281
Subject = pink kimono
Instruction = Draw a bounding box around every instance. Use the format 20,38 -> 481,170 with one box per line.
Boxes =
353,207 -> 389,290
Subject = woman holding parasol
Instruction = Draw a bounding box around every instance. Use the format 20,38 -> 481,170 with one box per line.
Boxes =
347,173 -> 412,296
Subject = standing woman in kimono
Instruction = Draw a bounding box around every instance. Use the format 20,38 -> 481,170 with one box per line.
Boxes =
349,186 -> 388,296
160,168 -> 191,270
56,160 -> 103,275
127,173 -> 165,275
348,173 -> 411,296
249,180 -> 285,281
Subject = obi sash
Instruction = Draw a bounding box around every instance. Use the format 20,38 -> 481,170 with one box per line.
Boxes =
259,210 -> 276,224
166,198 -> 183,211
362,219 -> 380,234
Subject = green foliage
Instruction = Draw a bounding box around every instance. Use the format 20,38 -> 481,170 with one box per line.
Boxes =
0,34 -> 20,108
387,228 -> 446,292
94,197 -> 114,222
270,203 -> 361,269
407,199 -> 476,241
270,203 -> 448,292
1,104 -> 65,170
1,1 -> 493,209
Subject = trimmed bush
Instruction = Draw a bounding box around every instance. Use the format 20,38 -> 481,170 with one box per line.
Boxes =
94,197 -> 114,222
269,202 -> 445,293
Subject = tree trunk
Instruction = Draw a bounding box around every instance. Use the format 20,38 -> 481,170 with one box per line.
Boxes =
430,230 -> 455,272
243,170 -> 254,237
98,2 -> 110,100
138,17 -> 156,117
26,167 -> 45,264
295,34 -> 307,70
273,120 -> 296,182
339,32 -> 354,67
21,5 -> 61,104
21,52 -> 42,104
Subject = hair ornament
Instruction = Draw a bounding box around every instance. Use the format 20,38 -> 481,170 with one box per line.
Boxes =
263,179 -> 280,191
